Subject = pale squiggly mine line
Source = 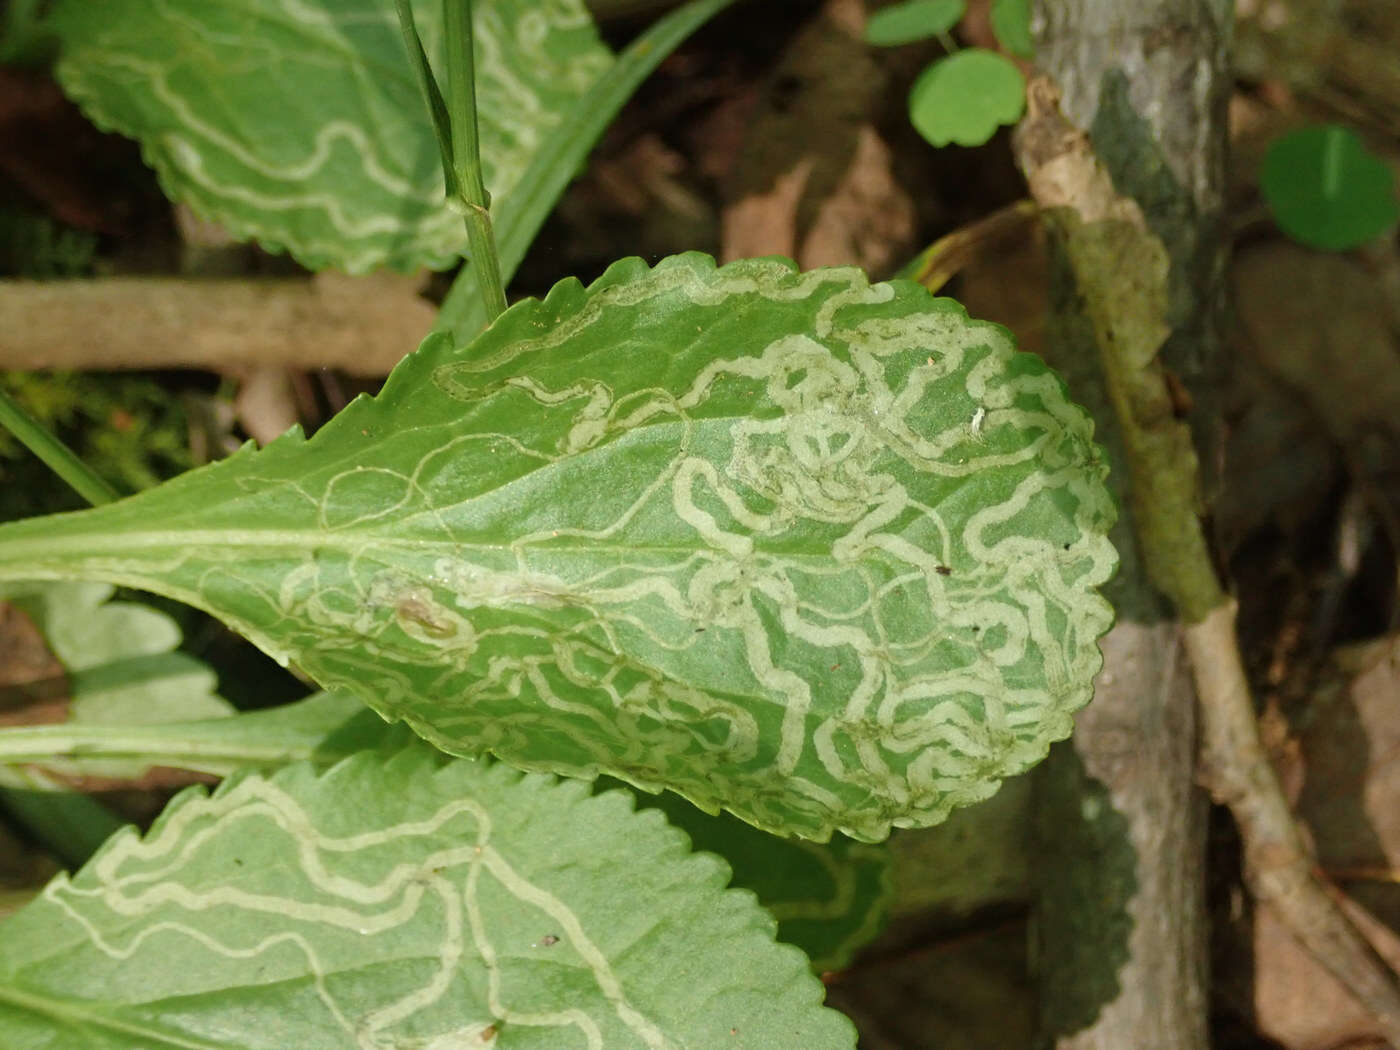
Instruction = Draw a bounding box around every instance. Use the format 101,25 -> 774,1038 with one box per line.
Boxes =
462,856 -> 606,1050
343,262 -> 1098,834
84,50 -> 428,197
357,873 -> 466,1039
64,0 -> 608,269
43,777 -> 683,1049
474,846 -> 680,1050
1,256 -> 1113,840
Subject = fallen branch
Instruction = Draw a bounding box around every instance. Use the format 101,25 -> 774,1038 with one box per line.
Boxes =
1015,73 -> 1400,1043
0,272 -> 436,377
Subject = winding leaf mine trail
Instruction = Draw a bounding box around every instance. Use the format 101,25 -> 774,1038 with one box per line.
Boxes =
0,255 -> 1117,841
51,0 -> 612,272
0,754 -> 856,1048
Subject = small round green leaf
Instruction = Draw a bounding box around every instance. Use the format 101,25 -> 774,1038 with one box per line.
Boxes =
0,751 -> 856,1049
908,49 -> 1026,148
990,0 -> 1034,57
864,0 -> 966,46
1261,124 -> 1399,252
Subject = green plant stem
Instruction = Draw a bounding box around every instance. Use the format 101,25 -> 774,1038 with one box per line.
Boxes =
0,387 -> 117,507
0,692 -> 376,775
0,724 -> 312,768
443,0 -> 487,220
392,0 -> 456,198
434,0 -> 744,343
443,0 -> 508,322
392,0 -> 507,324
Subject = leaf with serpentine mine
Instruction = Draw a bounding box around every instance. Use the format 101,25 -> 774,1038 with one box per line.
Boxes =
0,751 -> 856,1049
49,0 -> 611,273
0,254 -> 1117,841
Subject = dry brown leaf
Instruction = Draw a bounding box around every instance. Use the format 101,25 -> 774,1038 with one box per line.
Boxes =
1251,636 -> 1400,1049
1234,244 -> 1400,449
799,126 -> 916,272
1255,896 -> 1400,1050
720,158 -> 813,261
1298,639 -> 1400,887
718,0 -> 916,268
0,601 -> 67,725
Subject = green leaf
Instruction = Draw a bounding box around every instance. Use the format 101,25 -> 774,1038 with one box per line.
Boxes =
0,692 -> 889,970
0,769 -> 124,871
0,0 -> 56,67
989,0 -> 1033,57
48,0 -> 612,274
863,0 -> 965,46
908,48 -> 1026,148
0,253 -> 1117,842
0,582 -> 231,867
1260,124 -> 1400,252
1,582 -> 231,726
629,786 -> 891,972
0,751 -> 856,1049
0,582 -> 232,782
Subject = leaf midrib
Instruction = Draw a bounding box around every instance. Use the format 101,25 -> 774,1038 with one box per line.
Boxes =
0,981 -> 236,1050
0,528 -> 848,565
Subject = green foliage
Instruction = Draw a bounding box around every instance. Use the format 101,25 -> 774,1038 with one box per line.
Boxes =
0,0 -> 1118,1035
0,0 -> 56,66
989,0 -> 1033,58
434,0 -> 743,344
0,750 -> 857,1049
0,690 -> 893,972
863,0 -> 965,46
0,691 -> 417,782
0,253 -> 1117,842
0,373 -> 191,522
908,48 -> 1026,148
863,2 -> 1028,150
0,581 -> 231,744
0,205 -> 96,278
49,0 -> 612,273
0,582 -> 232,869
632,787 -> 892,972
1260,124 -> 1399,252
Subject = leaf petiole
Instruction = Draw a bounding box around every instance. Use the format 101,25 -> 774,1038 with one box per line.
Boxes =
443,0 -> 508,321
392,0 -> 507,323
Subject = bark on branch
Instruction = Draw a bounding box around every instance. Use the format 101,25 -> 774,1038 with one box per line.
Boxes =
1014,2 -> 1228,1044
1017,70 -> 1400,1046
0,273 -> 436,377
